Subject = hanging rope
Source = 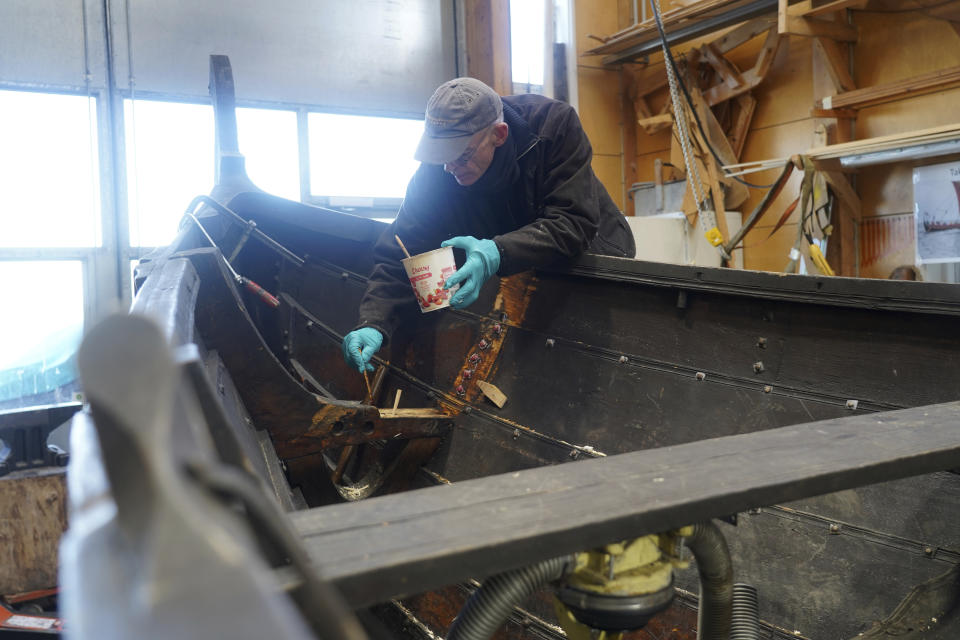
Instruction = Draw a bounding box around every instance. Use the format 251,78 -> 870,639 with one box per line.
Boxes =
649,0 -> 730,260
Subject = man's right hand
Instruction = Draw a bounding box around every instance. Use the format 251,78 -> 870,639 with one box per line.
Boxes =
342,327 -> 383,372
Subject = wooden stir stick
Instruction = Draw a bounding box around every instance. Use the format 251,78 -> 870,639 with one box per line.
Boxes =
395,234 -> 412,259
358,350 -> 373,398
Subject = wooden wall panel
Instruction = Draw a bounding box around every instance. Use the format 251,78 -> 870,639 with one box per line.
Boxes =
576,0 -> 620,61
593,153 -> 625,211
617,0 -> 635,30
854,12 -> 960,87
633,74 -> 673,154
742,221 -> 799,272
637,127 -> 673,156
747,38 -> 814,130
574,2 -> 960,274
858,88 -> 960,139
577,0 -> 627,212
636,149 -> 673,182
0,469 -> 67,594
848,10 -> 960,279
578,66 -> 624,156
737,119 -> 813,224
859,164 -> 913,216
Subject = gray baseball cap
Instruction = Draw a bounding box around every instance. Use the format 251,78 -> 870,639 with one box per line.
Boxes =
414,77 -> 503,165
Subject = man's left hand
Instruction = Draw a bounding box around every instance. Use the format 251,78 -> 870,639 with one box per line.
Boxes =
441,236 -> 500,309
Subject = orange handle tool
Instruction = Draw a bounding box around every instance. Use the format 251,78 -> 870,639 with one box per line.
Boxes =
241,277 -> 280,308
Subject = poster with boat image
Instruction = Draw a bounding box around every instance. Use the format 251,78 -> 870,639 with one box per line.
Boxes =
915,160 -> 960,263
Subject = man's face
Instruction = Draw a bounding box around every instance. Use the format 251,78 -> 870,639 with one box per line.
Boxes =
443,123 -> 508,186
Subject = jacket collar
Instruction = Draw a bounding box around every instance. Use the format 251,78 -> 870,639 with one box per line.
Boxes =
503,101 -> 539,159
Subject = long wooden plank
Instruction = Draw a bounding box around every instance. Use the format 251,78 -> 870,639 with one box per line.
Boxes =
807,123 -> 960,160
820,65 -> 960,110
294,401 -> 960,606
591,0 -> 782,64
587,0 -> 758,54
703,27 -> 781,105
790,0 -> 868,17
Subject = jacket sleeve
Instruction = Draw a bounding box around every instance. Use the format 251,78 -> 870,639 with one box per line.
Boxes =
493,104 -> 601,275
355,170 -> 448,341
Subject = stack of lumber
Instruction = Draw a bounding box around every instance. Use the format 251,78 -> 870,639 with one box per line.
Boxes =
584,0 -> 769,56
806,124 -> 960,162
722,124 -> 960,174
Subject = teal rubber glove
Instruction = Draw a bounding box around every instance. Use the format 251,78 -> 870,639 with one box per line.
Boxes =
441,236 -> 500,309
342,327 -> 383,372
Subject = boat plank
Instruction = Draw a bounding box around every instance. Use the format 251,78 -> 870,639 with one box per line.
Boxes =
293,401 -> 960,606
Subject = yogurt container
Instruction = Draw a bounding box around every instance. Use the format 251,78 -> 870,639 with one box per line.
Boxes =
401,246 -> 459,313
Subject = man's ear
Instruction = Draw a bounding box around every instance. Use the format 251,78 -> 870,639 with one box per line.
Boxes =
491,122 -> 509,148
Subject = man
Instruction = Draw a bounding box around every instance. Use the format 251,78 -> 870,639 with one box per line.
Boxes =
342,77 -> 635,372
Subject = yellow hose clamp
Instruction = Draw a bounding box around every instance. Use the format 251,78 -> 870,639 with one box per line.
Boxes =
705,227 -> 724,247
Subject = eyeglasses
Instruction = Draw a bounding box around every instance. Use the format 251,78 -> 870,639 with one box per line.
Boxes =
448,129 -> 490,167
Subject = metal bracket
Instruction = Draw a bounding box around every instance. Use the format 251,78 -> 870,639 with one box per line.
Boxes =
0,404 -> 79,476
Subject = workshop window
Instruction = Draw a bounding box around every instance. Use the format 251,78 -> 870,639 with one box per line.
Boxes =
0,261 -> 84,411
125,100 -> 300,248
307,112 -> 423,202
237,107 -> 300,202
0,90 -> 101,248
510,0 -> 549,95
125,100 -> 213,248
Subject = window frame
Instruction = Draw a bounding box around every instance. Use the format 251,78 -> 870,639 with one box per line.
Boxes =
0,82 -> 422,410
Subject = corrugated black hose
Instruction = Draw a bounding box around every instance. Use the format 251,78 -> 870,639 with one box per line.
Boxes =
684,522 -> 734,640
731,582 -> 761,640
447,556 -> 573,640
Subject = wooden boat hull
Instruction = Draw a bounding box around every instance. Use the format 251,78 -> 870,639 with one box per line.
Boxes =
100,55 -> 960,639
130,181 -> 960,639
